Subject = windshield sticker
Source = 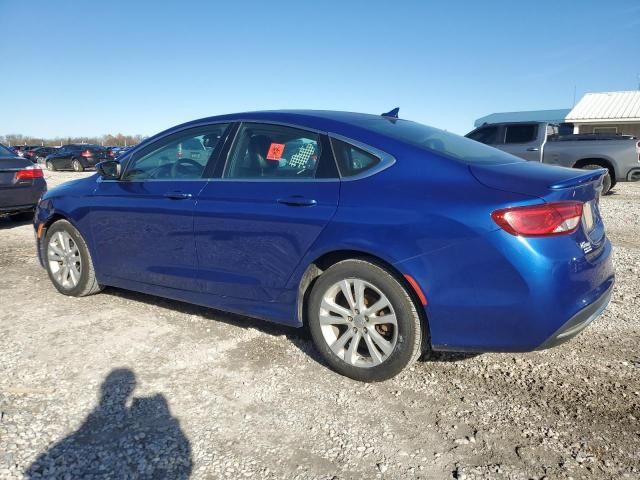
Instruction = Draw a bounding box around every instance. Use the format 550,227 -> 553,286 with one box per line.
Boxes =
266,143 -> 285,161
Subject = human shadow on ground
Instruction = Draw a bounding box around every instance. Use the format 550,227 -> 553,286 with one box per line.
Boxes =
25,368 -> 192,479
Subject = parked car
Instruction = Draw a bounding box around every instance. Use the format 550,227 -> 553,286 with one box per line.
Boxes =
466,121 -> 640,194
21,146 -> 43,161
11,145 -> 40,157
44,144 -> 108,172
30,147 -> 58,163
106,146 -> 128,159
0,143 -> 47,221
34,110 -> 614,381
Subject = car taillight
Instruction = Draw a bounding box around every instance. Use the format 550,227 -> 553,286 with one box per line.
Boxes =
81,150 -> 91,157
491,201 -> 583,237
15,166 -> 44,181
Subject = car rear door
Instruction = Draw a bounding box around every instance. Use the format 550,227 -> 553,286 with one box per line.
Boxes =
194,122 -> 340,302
499,123 -> 543,162
89,123 -> 230,291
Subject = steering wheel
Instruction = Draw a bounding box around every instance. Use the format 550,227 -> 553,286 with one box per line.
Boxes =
171,158 -> 203,178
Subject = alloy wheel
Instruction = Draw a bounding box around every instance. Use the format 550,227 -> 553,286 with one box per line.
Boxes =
319,278 -> 398,367
47,231 -> 82,289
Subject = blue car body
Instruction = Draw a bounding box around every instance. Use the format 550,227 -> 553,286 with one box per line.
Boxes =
34,110 -> 614,352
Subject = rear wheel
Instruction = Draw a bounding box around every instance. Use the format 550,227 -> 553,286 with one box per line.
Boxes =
44,220 -> 103,296
72,158 -> 84,172
307,259 -> 423,382
580,163 -> 613,195
46,160 -> 55,171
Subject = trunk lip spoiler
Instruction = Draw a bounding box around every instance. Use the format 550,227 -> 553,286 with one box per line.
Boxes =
549,168 -> 607,190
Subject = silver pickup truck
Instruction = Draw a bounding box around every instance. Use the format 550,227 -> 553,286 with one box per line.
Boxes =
465,121 -> 640,194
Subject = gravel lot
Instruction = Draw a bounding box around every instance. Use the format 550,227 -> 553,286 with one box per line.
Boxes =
1,170 -> 639,479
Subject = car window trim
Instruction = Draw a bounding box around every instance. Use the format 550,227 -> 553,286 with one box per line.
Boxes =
118,121 -> 232,182
328,133 -> 396,181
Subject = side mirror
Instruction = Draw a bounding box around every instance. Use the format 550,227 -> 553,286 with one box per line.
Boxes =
96,160 -> 121,180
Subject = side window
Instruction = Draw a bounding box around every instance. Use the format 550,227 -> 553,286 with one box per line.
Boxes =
331,138 -> 380,177
466,126 -> 499,145
123,124 -> 229,181
505,124 -> 538,144
225,124 -> 321,179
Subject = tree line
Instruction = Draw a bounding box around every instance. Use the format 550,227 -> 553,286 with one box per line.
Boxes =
1,133 -> 147,147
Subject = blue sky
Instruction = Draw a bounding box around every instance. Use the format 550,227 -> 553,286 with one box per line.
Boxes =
1,0 -> 639,137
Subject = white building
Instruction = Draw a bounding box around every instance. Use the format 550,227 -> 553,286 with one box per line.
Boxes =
565,91 -> 640,137
474,90 -> 640,138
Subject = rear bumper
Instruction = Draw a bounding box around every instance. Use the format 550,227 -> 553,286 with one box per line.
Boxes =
0,180 -> 46,213
535,282 -> 613,350
626,168 -> 640,182
395,227 -> 615,353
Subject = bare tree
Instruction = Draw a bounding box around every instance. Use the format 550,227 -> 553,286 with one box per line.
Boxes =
1,133 -> 146,147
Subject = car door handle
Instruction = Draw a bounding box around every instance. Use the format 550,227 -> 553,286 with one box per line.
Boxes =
163,191 -> 193,200
526,147 -> 540,152
276,196 -> 317,207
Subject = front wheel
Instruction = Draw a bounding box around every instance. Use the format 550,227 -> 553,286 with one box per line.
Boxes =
307,259 -> 423,382
46,160 -> 56,171
44,220 -> 103,296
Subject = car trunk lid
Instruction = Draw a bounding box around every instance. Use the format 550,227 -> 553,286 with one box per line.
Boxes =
471,161 -> 607,244
0,157 -> 33,186
469,161 -> 606,202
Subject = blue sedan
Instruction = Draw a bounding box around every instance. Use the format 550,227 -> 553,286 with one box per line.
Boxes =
34,110 -> 614,381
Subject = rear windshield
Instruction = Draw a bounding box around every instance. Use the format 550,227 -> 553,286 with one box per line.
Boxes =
0,144 -> 15,156
353,117 -> 522,165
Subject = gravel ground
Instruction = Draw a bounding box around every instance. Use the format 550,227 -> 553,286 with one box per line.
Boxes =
0,170 -> 639,479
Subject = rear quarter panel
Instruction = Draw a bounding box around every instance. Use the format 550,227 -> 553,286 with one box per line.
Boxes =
285,144 -> 541,296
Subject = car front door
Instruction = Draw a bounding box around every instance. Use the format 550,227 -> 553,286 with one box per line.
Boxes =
194,122 -> 340,304
89,123 -> 230,291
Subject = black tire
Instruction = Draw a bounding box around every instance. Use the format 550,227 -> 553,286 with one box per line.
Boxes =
72,158 -> 84,172
46,160 -> 56,171
307,259 -> 423,382
44,219 -> 103,297
9,211 -> 34,222
581,163 -> 613,195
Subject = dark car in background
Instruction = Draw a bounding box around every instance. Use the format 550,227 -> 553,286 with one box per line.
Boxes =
44,144 -> 108,172
11,145 -> 39,157
0,143 -> 47,221
107,146 -> 136,159
30,147 -> 58,163
106,146 -> 125,159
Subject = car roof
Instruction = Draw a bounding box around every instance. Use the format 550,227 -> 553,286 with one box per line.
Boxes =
155,110 -> 412,151
186,109 -> 400,131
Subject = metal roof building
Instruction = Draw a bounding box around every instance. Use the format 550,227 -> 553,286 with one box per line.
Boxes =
566,91 -> 640,137
473,109 -> 570,128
